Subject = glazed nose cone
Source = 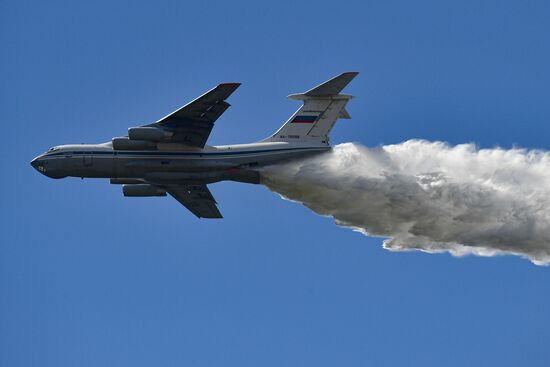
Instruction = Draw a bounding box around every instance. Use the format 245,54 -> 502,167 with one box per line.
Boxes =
30,157 -> 40,170
30,155 -> 49,176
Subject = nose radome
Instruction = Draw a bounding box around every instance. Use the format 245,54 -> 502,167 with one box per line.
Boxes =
30,157 -> 40,168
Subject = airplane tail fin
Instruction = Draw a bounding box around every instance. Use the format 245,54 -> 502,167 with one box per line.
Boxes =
263,72 -> 358,145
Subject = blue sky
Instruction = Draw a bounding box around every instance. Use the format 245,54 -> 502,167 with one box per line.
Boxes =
2,0 -> 550,366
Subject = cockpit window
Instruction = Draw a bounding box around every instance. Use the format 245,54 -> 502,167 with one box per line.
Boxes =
47,147 -> 59,152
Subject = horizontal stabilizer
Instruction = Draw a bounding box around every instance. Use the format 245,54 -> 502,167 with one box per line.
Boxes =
304,72 -> 359,96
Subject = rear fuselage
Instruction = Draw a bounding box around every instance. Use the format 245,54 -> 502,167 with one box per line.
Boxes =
31,141 -> 330,184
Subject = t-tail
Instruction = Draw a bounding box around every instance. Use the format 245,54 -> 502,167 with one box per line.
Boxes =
263,72 -> 358,145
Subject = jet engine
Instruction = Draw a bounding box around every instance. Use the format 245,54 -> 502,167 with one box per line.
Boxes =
128,127 -> 172,141
122,184 -> 166,197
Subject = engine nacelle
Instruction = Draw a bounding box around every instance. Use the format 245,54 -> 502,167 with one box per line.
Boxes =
128,127 -> 172,141
122,184 -> 166,197
112,137 -> 156,150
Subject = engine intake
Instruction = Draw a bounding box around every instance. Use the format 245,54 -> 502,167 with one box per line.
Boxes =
122,184 -> 166,197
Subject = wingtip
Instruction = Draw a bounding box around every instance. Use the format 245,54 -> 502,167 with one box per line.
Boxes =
219,82 -> 241,86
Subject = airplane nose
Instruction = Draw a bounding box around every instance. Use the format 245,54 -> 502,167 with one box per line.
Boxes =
30,155 -> 66,178
30,156 -> 47,174
30,157 -> 39,168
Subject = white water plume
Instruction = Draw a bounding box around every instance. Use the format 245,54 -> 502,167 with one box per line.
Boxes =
260,140 -> 550,265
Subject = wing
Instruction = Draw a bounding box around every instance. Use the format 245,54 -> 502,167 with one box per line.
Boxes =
152,83 -> 241,148
165,184 -> 223,219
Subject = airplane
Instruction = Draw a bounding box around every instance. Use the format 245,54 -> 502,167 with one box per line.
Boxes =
31,72 -> 358,218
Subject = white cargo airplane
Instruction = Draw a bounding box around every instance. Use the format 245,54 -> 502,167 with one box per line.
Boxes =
31,72 -> 358,218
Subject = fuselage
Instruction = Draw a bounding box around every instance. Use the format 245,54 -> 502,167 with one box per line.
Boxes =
30,141 -> 330,184
29,72 -> 358,218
